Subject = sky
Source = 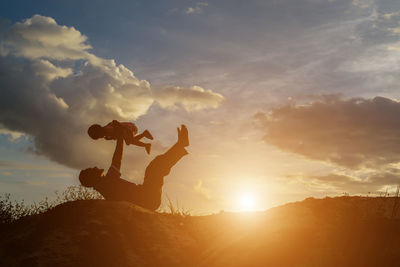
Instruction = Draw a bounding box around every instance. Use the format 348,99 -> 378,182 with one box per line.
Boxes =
1,0 -> 400,214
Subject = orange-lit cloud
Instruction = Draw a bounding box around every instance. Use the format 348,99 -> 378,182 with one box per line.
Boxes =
193,179 -> 214,201
286,171 -> 400,194
155,86 -> 224,111
255,95 -> 400,169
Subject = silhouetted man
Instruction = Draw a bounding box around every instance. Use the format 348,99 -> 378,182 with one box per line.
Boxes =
79,125 -> 189,211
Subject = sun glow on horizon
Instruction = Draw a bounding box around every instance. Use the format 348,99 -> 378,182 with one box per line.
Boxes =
237,192 -> 258,212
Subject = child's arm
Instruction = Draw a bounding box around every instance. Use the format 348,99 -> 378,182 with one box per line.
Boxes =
103,121 -> 119,140
131,130 -> 153,147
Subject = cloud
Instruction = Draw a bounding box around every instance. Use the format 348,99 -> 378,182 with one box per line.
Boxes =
0,15 -> 91,60
155,86 -> 224,111
193,179 -> 213,201
382,10 -> 400,20
287,171 -> 400,194
25,180 -> 47,186
351,0 -> 373,9
0,15 -> 224,169
0,127 -> 25,142
255,95 -> 400,169
0,160 -> 63,171
185,2 -> 208,14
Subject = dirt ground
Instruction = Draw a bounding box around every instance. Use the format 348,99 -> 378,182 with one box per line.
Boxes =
1,197 -> 400,266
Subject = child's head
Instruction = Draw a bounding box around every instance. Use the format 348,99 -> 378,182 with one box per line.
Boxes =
79,167 -> 104,187
88,124 -> 103,139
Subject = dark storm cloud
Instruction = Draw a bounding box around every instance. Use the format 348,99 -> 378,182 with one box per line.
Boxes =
255,95 -> 400,169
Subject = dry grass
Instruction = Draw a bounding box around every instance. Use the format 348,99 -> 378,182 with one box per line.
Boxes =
0,186 -> 102,224
0,186 -> 192,224
162,195 -> 191,217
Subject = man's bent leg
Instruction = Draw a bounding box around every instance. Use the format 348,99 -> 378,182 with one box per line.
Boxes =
143,143 -> 188,187
140,143 -> 188,210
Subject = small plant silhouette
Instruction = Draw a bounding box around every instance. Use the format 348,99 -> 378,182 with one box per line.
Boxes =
0,186 -> 102,224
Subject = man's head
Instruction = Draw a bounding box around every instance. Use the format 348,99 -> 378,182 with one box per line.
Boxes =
79,167 -> 104,187
88,124 -> 103,139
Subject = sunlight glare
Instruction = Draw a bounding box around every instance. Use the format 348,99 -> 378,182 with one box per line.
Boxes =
238,193 -> 256,211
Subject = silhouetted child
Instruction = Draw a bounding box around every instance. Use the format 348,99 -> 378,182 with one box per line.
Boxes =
88,120 -> 153,154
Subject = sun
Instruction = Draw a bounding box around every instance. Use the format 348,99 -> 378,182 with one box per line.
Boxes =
237,193 -> 257,212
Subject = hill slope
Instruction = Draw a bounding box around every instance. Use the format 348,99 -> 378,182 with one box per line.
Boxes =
1,197 -> 400,266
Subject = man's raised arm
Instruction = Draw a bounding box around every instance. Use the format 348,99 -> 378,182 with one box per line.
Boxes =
111,137 -> 124,171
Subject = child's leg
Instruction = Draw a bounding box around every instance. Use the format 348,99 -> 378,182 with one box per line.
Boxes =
135,130 -> 153,140
142,130 -> 153,140
131,137 -> 151,154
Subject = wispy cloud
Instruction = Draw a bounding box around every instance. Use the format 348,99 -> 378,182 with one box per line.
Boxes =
193,179 -> 214,201
0,128 -> 25,142
0,160 -> 65,171
185,2 -> 208,14
286,170 -> 400,194
155,86 -> 224,111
